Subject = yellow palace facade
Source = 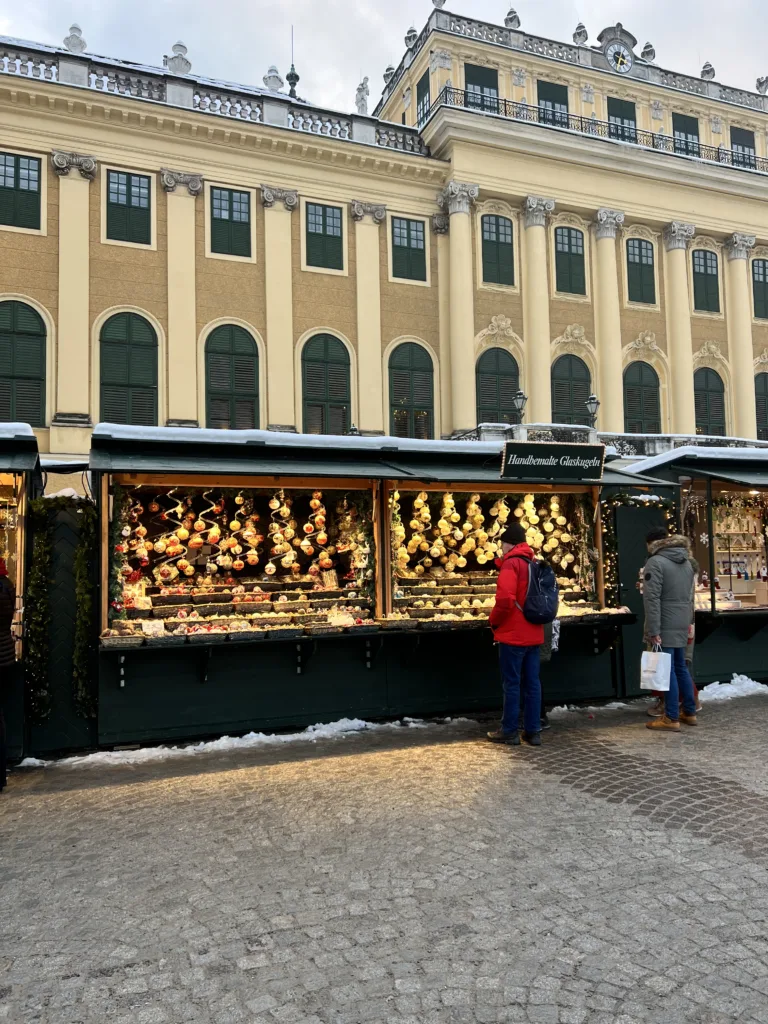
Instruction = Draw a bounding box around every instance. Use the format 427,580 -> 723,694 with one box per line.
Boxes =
1,12 -> 768,454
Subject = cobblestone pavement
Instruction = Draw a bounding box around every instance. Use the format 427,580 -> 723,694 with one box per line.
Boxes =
3,696 -> 768,1024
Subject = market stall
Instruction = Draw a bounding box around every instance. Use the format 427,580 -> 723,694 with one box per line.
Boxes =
90,426 -> 652,746
629,446 -> 768,684
0,423 -> 41,759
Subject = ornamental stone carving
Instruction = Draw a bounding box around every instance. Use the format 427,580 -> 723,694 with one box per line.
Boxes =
512,68 -> 527,86
725,233 -> 756,261
160,168 -> 203,196
581,83 -> 595,104
693,340 -> 728,368
477,316 -> 524,355
624,330 -> 664,361
165,41 -> 191,76
51,150 -> 97,181
662,221 -> 695,251
63,24 -> 87,53
523,195 -> 555,228
650,99 -> 663,121
260,185 -> 299,211
754,349 -> 768,370
431,213 -> 449,234
552,324 -> 590,349
429,49 -> 452,72
594,208 -> 625,240
710,115 -> 723,135
437,180 -> 479,216
350,200 -> 386,224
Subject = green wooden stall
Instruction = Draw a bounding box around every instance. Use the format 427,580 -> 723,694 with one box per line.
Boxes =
85,425 -> 666,748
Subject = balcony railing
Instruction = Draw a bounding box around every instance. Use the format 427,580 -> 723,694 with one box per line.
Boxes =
0,38 -> 428,157
424,87 -> 768,175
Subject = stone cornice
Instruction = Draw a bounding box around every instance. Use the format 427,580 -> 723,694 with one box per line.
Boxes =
350,200 -> 386,223
51,150 -> 97,181
260,184 -> 299,210
594,208 -> 625,240
160,168 -> 204,196
725,233 -> 756,261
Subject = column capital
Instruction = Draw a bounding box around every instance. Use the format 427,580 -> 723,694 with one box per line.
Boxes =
160,168 -> 204,196
51,150 -> 97,181
725,232 -> 756,261
432,213 -> 450,235
662,221 -> 695,251
594,208 -> 625,240
437,180 -> 479,216
261,184 -> 299,211
350,200 -> 386,224
522,195 -> 555,228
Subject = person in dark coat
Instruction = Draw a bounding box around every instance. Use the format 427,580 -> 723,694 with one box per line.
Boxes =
642,529 -> 697,732
0,558 -> 16,792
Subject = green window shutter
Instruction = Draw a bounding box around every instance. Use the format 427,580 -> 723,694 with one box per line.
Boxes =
476,348 -> 520,424
555,228 -> 585,294
627,259 -> 643,303
107,171 -> 151,244
0,300 -> 46,426
482,235 -> 499,283
481,216 -> 513,285
211,188 -> 251,257
205,324 -> 259,429
0,155 -> 41,230
230,218 -> 251,257
392,218 -> 426,281
306,204 -> 343,270
694,367 -> 726,436
754,261 -> 768,320
416,71 -> 431,123
301,334 -> 350,434
100,312 -> 158,425
756,373 -> 768,440
388,342 -> 434,438
551,355 -> 591,425
623,361 -> 660,434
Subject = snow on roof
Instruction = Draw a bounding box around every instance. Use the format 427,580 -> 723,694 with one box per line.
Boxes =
0,422 -> 35,440
91,423 -> 506,458
629,445 -> 768,475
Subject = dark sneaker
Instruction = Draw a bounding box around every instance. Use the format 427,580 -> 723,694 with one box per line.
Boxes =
540,714 -> 551,731
523,732 -> 542,747
487,729 -> 520,745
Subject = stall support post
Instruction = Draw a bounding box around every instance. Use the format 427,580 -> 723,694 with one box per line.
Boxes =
593,488 -> 606,608
372,480 -> 385,620
381,481 -> 394,618
706,478 -> 717,614
100,474 -> 109,633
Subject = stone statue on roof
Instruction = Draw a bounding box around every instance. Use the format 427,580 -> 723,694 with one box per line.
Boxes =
355,77 -> 369,116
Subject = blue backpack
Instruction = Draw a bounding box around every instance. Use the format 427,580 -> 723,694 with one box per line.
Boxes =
513,556 -> 559,624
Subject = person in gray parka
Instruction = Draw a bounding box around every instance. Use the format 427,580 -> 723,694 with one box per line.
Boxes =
642,528 -> 698,731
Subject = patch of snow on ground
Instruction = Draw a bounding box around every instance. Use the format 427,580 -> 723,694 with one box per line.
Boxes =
698,674 -> 767,703
16,715 -> 471,769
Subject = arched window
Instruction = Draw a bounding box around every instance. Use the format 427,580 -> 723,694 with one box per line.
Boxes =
389,343 -> 434,439
554,227 -> 585,294
694,367 -> 726,436
481,215 -> 514,285
551,354 -> 591,425
100,312 -> 158,425
206,324 -> 259,430
476,348 -> 520,424
0,300 -> 46,426
755,373 -> 768,441
623,361 -> 661,434
301,334 -> 351,435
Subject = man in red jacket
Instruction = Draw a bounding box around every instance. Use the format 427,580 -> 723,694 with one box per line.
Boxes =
487,523 -> 544,747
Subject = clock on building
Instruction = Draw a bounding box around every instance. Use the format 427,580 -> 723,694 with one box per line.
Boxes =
606,41 -> 634,74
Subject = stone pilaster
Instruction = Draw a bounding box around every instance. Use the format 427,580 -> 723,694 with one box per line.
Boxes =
262,185 -> 298,429
353,201 -> 386,432
593,208 -> 625,432
521,196 -> 556,422
663,222 -> 696,433
725,232 -> 757,438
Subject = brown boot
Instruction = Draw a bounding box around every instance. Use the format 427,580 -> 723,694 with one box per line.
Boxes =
646,698 -> 664,718
679,712 -> 698,726
646,715 -> 680,732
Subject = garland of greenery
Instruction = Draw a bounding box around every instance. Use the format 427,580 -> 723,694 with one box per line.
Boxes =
25,495 -> 98,722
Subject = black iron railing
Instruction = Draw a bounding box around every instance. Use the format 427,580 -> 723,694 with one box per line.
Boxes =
424,88 -> 768,175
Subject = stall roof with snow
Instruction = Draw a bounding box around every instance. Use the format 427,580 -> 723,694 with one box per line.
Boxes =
629,446 -> 768,488
0,422 -> 40,474
89,424 -> 665,488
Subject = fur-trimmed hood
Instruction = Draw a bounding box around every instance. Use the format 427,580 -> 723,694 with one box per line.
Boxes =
648,534 -> 691,563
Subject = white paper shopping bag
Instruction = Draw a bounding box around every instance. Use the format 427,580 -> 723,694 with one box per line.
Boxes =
640,647 -> 671,691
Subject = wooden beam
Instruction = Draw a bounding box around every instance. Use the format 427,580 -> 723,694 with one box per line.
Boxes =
113,473 -> 375,490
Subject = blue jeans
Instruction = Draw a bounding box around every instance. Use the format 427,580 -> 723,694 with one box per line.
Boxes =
662,646 -> 697,720
499,643 -> 542,736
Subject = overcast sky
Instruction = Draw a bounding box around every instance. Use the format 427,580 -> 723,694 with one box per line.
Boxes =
3,1 -> 767,115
